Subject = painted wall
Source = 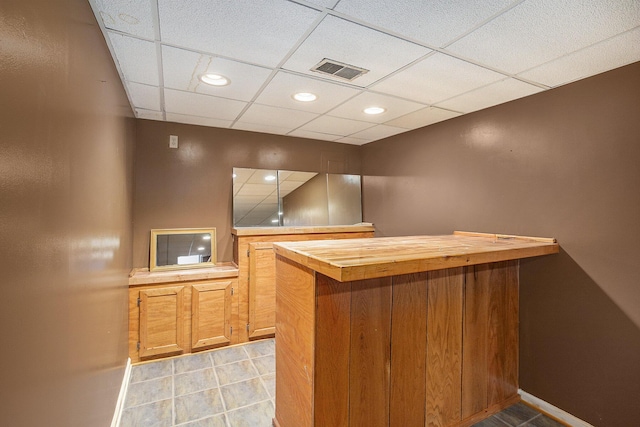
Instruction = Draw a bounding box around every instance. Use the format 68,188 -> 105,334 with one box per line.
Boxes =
0,0 -> 135,426
361,62 -> 640,426
133,121 -> 361,267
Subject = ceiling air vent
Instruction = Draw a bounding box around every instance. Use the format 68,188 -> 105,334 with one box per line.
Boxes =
310,58 -> 369,81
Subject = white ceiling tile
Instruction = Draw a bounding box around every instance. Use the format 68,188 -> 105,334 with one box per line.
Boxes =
283,15 -> 431,87
237,183 -> 276,196
334,0 -> 518,47
349,124 -> 408,140
254,72 -> 361,114
299,115 -> 375,135
162,46 -> 272,102
435,78 -> 544,114
238,104 -> 319,129
305,0 -> 340,9
518,27 -> 640,87
446,0 -> 640,74
135,109 -> 163,121
107,32 -> 159,85
372,53 -> 506,104
93,0 -> 156,39
335,136 -> 372,145
247,169 -> 278,184
386,107 -> 462,129
232,122 -> 294,136
127,82 -> 160,111
157,0 -> 321,67
164,89 -> 247,120
328,92 -> 426,123
288,129 -> 342,141
165,113 -> 232,129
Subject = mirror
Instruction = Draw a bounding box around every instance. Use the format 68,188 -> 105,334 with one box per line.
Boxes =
232,168 -> 362,227
150,228 -> 216,271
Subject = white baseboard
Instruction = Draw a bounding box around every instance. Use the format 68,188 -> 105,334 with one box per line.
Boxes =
518,389 -> 594,427
111,358 -> 132,427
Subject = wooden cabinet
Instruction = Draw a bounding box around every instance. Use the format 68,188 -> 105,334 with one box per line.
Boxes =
129,265 -> 238,363
138,285 -> 186,358
272,232 -> 559,427
232,225 -> 375,343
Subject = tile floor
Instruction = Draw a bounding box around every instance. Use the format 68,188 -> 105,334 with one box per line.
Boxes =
121,339 -> 275,427
121,338 -> 564,427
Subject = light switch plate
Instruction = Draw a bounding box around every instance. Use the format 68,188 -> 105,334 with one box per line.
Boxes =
169,135 -> 178,148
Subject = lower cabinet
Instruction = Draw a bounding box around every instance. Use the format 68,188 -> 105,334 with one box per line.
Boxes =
129,277 -> 236,363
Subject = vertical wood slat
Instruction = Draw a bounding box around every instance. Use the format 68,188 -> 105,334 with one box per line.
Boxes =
274,256 -> 316,427
462,265 -> 489,418
426,268 -> 463,427
350,277 -> 392,427
314,275 -> 351,427
390,273 -> 428,427
487,261 -> 519,405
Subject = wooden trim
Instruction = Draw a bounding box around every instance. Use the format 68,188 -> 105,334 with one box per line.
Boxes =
129,264 -> 238,286
453,230 -> 557,243
110,358 -> 132,427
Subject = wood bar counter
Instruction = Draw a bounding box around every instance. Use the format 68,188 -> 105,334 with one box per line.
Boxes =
272,231 -> 559,427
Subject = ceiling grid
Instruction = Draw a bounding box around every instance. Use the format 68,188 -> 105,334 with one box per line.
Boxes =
88,0 -> 640,145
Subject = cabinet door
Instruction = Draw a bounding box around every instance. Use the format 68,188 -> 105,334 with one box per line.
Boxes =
192,280 -> 233,350
139,286 -> 185,358
248,243 -> 276,339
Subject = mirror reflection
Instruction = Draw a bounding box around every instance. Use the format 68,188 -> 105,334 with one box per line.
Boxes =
232,168 -> 362,227
150,228 -> 216,271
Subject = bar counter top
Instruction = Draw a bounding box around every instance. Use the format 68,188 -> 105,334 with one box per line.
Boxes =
273,231 -> 558,282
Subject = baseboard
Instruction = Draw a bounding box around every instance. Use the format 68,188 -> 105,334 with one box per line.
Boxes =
111,358 -> 132,427
518,389 -> 594,427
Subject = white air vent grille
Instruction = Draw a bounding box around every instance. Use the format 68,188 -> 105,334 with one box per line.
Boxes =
310,58 -> 369,81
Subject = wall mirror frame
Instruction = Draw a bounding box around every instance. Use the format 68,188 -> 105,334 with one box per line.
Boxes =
150,228 -> 216,272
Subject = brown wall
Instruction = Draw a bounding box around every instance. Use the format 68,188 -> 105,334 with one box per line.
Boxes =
133,121 -> 361,266
361,62 -> 640,426
0,1 -> 135,426
283,174 -> 329,226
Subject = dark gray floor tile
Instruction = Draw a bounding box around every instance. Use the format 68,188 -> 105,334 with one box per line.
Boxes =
220,377 -> 270,410
226,400 -> 275,427
261,373 -> 275,398
216,360 -> 259,386
130,359 -> 173,383
175,388 -> 225,425
495,403 -> 542,426
174,352 -> 214,374
523,414 -> 566,427
211,346 -> 249,366
175,367 -> 218,396
177,413 -> 228,427
120,399 -> 172,427
252,355 -> 275,375
243,339 -> 274,358
125,376 -> 172,408
473,415 -> 510,426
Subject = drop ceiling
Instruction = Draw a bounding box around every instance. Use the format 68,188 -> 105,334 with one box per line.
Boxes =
89,0 -> 640,145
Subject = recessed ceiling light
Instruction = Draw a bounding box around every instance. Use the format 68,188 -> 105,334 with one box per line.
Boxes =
197,246 -> 205,251
202,235 -> 211,240
293,92 -> 317,102
364,106 -> 385,115
264,175 -> 276,181
232,173 -> 237,178
200,73 -> 230,86
271,219 -> 279,223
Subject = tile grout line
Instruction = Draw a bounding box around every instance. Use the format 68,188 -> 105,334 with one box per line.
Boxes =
209,351 -> 231,427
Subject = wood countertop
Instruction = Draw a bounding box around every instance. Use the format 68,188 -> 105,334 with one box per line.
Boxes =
273,231 -> 558,282
129,263 -> 239,286
231,223 -> 374,236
